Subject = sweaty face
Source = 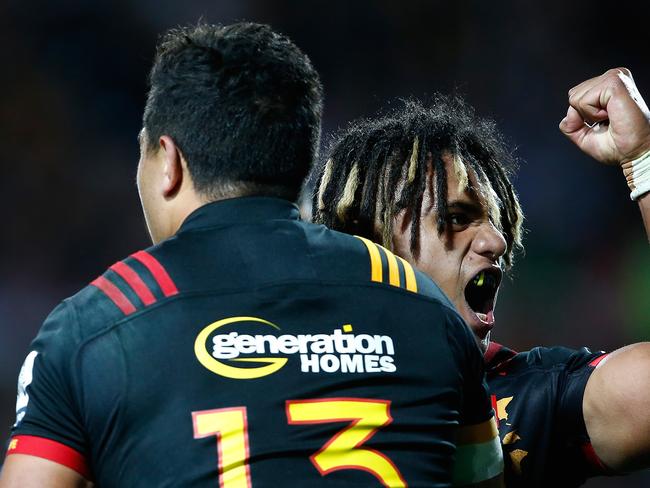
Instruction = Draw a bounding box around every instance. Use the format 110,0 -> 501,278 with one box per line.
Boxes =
392,155 -> 507,351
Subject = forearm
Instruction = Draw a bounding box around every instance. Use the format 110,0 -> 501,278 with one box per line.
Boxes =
621,150 -> 650,241
637,191 -> 650,242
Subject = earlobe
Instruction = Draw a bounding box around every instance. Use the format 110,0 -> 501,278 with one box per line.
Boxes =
159,135 -> 183,198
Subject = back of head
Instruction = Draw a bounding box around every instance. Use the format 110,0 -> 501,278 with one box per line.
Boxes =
143,22 -> 323,201
313,95 -> 524,269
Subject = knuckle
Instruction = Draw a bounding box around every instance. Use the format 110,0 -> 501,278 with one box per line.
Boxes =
617,66 -> 632,77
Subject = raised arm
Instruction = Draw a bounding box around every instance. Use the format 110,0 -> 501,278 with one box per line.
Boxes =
636,192 -> 650,241
559,67 -> 650,240
560,68 -> 650,471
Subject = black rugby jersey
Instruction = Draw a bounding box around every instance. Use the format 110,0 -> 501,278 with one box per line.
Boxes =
7,197 -> 500,487
485,342 -> 609,487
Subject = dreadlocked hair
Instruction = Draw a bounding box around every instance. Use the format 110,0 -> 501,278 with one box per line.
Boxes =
312,95 -> 524,270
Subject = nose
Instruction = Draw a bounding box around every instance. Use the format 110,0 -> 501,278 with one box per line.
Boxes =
472,221 -> 507,262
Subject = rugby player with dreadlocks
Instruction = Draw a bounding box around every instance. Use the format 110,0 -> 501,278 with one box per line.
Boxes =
313,68 -> 650,487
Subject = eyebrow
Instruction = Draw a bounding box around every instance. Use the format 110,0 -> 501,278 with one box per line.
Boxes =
447,200 -> 483,214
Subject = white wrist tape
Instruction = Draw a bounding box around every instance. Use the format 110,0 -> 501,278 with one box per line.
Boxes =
622,150 -> 650,200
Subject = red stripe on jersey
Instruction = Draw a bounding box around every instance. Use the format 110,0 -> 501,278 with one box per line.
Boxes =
589,354 -> 609,367
7,435 -> 91,480
91,275 -> 137,315
110,261 -> 156,306
490,394 -> 499,428
581,441 -> 610,473
132,250 -> 179,297
484,341 -> 504,366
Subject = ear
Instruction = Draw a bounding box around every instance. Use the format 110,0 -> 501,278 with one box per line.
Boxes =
391,208 -> 413,258
158,136 -> 184,198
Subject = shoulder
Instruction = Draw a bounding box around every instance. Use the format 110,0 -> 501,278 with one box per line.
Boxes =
519,346 -> 606,371
29,300 -> 79,357
303,223 -> 456,308
487,343 -> 606,377
60,247 -> 179,343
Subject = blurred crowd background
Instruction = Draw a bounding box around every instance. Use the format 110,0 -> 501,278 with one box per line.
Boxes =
2,0 -> 650,485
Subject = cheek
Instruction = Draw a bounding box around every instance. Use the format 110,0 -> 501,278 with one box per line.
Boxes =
136,161 -> 157,222
136,159 -> 145,195
414,238 -> 462,295
137,159 -> 155,204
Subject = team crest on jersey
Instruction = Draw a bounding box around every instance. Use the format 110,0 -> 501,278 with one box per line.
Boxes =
14,350 -> 38,426
194,316 -> 397,379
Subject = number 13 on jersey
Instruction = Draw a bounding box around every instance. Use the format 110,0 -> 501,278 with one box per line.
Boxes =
192,398 -> 407,487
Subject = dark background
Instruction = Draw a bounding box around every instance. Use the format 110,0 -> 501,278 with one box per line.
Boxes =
2,0 -> 650,485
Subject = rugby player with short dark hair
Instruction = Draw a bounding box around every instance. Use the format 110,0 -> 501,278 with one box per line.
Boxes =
1,22 -> 504,487
313,68 -> 650,486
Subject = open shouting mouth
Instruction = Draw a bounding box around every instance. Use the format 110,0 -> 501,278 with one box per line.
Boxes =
464,267 -> 502,330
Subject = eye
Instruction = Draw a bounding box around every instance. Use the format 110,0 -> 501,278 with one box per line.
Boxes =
448,212 -> 470,228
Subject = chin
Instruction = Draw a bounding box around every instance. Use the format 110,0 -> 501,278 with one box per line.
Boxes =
478,332 -> 490,353
455,305 -> 493,353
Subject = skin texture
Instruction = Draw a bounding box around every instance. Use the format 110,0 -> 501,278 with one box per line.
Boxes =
560,68 -> 650,472
0,455 -> 91,488
392,155 -> 507,352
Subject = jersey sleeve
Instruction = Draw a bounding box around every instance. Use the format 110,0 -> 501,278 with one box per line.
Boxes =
446,313 -> 504,486
544,346 -> 610,473
5,300 -> 90,479
519,345 -> 610,478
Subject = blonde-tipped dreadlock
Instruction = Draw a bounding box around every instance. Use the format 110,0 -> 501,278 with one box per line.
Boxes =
407,137 -> 419,184
336,162 -> 360,220
312,95 -> 524,269
317,159 -> 334,211
452,153 -> 469,195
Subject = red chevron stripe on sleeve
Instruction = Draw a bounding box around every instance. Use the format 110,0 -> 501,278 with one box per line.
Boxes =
110,261 -> 156,306
90,275 -> 136,315
131,250 -> 179,297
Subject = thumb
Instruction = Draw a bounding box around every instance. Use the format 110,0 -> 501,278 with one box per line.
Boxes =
559,106 -> 586,136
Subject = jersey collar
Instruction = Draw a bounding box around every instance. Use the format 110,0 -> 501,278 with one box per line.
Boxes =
484,341 -> 517,371
177,196 -> 301,233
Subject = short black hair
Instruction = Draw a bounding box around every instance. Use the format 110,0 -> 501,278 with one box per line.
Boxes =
312,95 -> 524,269
143,22 -> 323,201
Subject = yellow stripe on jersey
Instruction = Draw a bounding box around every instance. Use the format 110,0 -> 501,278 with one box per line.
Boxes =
355,236 -> 383,283
355,236 -> 419,293
452,416 -> 503,486
396,255 -> 417,293
376,244 -> 400,287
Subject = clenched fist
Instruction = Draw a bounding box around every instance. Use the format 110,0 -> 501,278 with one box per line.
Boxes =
559,68 -> 650,166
